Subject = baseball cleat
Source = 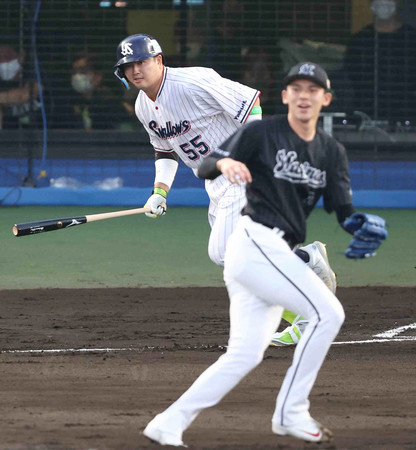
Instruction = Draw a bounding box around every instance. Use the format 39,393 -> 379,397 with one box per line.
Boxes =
300,241 -> 337,293
143,419 -> 186,447
270,320 -> 308,346
272,419 -> 333,443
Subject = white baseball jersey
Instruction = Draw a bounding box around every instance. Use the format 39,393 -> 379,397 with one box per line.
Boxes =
135,66 -> 260,266
135,66 -> 259,174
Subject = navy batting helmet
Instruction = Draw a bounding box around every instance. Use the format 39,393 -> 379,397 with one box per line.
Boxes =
113,34 -> 164,89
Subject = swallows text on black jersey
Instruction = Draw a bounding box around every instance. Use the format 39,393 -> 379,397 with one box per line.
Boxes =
273,149 -> 326,188
149,120 -> 191,139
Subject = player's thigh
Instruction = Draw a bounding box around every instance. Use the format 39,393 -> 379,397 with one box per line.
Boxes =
225,221 -> 342,321
207,199 -> 217,229
211,185 -> 245,233
208,186 -> 246,264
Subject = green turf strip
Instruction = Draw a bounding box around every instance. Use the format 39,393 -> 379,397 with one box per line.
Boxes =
1,206 -> 414,289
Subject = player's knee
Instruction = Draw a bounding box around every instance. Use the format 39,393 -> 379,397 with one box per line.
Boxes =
227,337 -> 265,367
244,356 -> 263,373
309,296 -> 345,336
227,349 -> 263,373
334,305 -> 345,328
324,301 -> 345,331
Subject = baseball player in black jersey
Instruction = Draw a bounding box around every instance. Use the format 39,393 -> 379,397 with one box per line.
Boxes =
143,62 -> 387,446
114,34 -> 338,347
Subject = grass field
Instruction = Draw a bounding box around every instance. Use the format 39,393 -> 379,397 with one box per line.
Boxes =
1,206 -> 414,289
1,206 -> 415,450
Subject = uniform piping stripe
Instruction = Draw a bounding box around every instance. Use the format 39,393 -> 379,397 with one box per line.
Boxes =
244,227 -> 321,426
157,67 -> 168,99
154,147 -> 174,153
241,91 -> 260,123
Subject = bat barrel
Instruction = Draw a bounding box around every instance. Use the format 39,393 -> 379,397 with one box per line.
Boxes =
12,206 -> 153,237
13,216 -> 87,237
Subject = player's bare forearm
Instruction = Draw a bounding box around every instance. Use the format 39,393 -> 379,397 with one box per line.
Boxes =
216,158 -> 252,185
154,182 -> 170,193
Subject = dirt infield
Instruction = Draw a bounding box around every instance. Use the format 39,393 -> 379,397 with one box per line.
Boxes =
1,286 -> 415,449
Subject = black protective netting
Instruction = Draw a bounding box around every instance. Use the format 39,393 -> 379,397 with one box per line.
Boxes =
2,0 -> 416,127
0,0 -> 415,187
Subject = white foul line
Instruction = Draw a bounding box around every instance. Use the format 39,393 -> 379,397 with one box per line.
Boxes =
1,335 -> 416,355
333,336 -> 416,345
373,323 -> 416,338
2,347 -> 141,354
0,344 -> 223,355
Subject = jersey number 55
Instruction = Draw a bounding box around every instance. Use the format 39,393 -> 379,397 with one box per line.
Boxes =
179,135 -> 211,161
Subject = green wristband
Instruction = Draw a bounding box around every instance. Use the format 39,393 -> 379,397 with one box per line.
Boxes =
250,106 -> 262,115
153,187 -> 167,198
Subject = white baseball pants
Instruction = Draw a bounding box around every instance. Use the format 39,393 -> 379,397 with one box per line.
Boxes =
205,175 -> 246,267
147,215 -> 345,437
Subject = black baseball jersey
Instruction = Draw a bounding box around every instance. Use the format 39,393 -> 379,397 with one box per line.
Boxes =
198,115 -> 353,245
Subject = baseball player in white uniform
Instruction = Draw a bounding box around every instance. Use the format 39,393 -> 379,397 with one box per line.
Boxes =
141,62 -> 387,446
113,34 -> 336,345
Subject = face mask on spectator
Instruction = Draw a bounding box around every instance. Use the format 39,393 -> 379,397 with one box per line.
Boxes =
0,59 -> 21,81
371,0 -> 396,20
71,73 -> 94,94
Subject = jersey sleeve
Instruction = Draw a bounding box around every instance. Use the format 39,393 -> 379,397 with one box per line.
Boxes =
191,68 -> 260,124
322,141 -> 353,213
150,137 -> 174,153
218,121 -> 262,161
197,122 -> 261,180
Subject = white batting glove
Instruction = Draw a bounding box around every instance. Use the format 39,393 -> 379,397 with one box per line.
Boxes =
144,187 -> 167,218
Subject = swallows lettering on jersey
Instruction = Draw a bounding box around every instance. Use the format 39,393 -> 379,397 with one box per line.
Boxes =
149,120 -> 191,139
273,149 -> 326,188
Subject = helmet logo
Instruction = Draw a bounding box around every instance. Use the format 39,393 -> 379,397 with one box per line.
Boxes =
148,39 -> 162,55
121,42 -> 134,56
298,63 -> 316,76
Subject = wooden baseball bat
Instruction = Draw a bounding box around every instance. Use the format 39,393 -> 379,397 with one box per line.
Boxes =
12,205 -> 161,237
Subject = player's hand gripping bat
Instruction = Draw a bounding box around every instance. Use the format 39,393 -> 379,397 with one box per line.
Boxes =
12,204 -> 166,237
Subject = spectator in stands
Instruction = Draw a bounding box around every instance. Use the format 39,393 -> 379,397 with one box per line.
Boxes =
63,52 -> 131,130
198,0 -> 245,82
343,0 -> 416,128
0,44 -> 41,129
241,46 -> 276,115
